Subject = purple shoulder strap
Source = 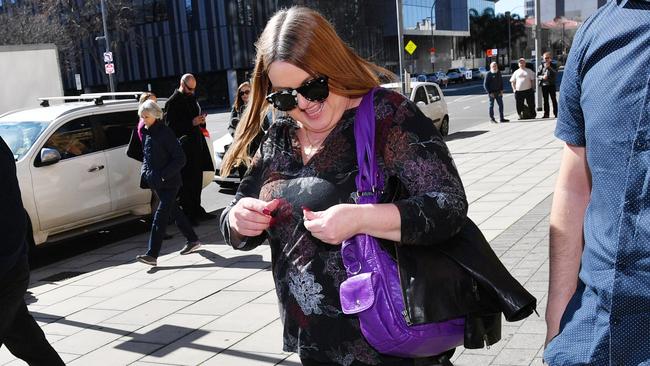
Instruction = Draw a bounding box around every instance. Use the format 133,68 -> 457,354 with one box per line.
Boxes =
354,88 -> 384,194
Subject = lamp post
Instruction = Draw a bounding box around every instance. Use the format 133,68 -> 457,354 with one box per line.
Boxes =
430,0 -> 438,72
506,6 -> 524,71
396,0 -> 406,95
97,0 -> 115,94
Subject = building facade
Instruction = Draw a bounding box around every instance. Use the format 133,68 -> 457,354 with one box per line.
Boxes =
1,0 -> 475,107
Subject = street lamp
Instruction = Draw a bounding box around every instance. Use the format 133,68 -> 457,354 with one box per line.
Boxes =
96,0 -> 115,94
430,0 -> 438,71
506,6 -> 525,70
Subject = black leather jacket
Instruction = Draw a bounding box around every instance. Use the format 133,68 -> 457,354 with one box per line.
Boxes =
389,218 -> 537,349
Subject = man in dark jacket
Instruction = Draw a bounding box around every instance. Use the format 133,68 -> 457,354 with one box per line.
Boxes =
0,136 -> 64,365
537,51 -> 558,118
136,100 -> 202,266
163,73 -> 215,225
483,62 -> 509,123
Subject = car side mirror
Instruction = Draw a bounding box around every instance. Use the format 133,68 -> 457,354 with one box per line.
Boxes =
38,148 -> 61,167
416,101 -> 427,108
429,94 -> 440,102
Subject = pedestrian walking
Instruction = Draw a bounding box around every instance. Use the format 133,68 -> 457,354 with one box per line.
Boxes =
483,62 -> 509,123
163,74 -> 215,225
220,6 -> 471,365
136,100 -> 202,267
537,52 -> 558,118
544,1 -> 650,365
0,136 -> 65,366
509,58 -> 536,120
226,81 -> 270,177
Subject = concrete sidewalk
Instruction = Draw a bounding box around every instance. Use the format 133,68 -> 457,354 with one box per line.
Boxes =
0,116 -> 562,366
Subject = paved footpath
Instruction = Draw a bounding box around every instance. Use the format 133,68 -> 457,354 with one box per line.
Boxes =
1,116 -> 562,366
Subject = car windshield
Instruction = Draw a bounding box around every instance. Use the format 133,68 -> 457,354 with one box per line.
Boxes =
0,121 -> 49,160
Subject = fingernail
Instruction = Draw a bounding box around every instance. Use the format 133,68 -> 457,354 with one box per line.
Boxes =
301,206 -> 311,211
262,208 -> 272,216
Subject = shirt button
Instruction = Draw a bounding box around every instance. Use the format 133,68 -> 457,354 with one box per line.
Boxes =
634,139 -> 647,150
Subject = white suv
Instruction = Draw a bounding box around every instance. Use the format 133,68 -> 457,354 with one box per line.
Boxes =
381,82 -> 450,136
0,93 -> 214,248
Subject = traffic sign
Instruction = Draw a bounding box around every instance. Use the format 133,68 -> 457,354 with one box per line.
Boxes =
105,63 -> 115,74
405,40 -> 417,55
103,52 -> 113,63
465,70 -> 473,80
486,48 -> 498,57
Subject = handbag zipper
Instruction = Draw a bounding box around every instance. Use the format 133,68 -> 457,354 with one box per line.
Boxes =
395,245 -> 415,326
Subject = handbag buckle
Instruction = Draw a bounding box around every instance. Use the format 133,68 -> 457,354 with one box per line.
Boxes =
351,186 -> 382,203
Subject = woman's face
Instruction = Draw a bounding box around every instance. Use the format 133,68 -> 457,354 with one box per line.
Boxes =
267,61 -> 349,133
240,87 -> 251,104
141,112 -> 157,127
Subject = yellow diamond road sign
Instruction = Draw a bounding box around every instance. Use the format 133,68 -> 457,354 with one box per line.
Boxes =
405,40 -> 417,55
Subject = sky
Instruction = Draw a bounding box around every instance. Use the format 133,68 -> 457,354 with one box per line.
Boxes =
495,0 -> 525,16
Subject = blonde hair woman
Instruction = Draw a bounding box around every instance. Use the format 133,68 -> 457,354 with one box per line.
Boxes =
220,7 -> 467,365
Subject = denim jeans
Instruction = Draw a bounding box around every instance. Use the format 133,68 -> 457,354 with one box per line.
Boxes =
0,256 -> 65,365
147,187 -> 198,258
488,94 -> 505,120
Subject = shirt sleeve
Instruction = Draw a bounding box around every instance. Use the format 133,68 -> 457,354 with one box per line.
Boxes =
509,72 -> 516,83
555,29 -> 587,146
376,90 -> 468,246
219,136 -> 269,251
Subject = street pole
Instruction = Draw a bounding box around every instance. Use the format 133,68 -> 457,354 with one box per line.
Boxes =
430,0 -> 438,72
506,11 -> 511,71
100,0 -> 116,94
534,0 -> 542,111
396,0 -> 406,95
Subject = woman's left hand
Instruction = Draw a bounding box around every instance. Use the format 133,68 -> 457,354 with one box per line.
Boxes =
303,204 -> 360,245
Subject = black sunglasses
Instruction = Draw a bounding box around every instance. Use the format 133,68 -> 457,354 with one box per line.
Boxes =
266,76 -> 329,111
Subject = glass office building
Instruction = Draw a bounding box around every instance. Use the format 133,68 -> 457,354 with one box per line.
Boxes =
468,0 -> 497,15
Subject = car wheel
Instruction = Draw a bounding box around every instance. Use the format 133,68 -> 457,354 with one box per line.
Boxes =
440,116 -> 449,137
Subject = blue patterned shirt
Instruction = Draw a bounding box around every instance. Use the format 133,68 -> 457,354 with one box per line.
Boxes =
544,1 -> 650,365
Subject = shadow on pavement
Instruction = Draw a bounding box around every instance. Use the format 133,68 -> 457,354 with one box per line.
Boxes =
445,130 -> 489,141
29,313 -> 298,364
145,251 -> 270,274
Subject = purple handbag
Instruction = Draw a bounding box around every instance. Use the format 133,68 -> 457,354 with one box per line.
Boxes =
339,88 -> 465,358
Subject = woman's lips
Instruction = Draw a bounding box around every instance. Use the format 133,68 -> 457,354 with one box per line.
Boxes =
304,102 -> 324,119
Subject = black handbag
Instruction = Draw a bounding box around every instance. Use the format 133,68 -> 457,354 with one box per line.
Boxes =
126,128 -> 143,162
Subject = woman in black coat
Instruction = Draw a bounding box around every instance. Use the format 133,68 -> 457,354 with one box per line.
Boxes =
136,100 -> 202,266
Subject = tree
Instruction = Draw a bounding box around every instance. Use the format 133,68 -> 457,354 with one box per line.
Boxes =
460,9 -> 526,61
0,0 -> 137,85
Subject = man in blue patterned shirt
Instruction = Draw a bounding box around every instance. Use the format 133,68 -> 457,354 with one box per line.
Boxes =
544,1 -> 650,365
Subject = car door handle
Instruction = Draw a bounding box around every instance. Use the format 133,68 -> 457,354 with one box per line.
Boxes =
88,165 -> 105,172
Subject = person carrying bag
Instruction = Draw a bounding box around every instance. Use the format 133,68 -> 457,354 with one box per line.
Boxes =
339,87 -> 537,358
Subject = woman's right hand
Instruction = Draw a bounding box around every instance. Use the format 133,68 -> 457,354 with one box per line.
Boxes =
228,198 -> 280,237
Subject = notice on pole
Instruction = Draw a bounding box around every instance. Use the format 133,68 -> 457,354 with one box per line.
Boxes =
105,63 -> 115,74
103,52 -> 113,63
74,74 -> 82,91
405,40 -> 417,55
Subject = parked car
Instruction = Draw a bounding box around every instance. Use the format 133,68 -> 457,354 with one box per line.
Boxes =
434,71 -> 449,87
472,67 -> 488,79
380,82 -> 450,136
446,68 -> 465,84
0,92 -> 214,248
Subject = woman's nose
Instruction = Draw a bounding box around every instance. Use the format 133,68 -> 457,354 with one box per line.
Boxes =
296,93 -> 311,110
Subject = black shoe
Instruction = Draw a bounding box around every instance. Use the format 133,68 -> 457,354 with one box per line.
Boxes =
136,255 -> 157,266
180,241 -> 202,255
500,118 -> 510,123
490,118 -> 497,123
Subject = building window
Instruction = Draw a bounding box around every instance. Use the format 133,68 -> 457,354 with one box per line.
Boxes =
133,0 -> 168,24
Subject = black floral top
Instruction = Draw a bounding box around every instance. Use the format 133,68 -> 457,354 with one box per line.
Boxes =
220,88 -> 467,365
